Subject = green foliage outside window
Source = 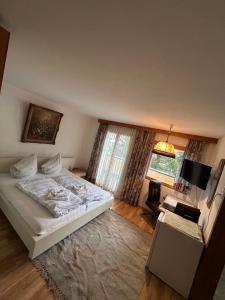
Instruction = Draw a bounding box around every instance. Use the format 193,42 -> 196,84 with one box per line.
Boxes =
149,150 -> 184,177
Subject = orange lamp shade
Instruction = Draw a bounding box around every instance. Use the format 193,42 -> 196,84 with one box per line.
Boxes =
152,141 -> 175,158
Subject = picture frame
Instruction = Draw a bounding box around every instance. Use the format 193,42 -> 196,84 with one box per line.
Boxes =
207,159 -> 225,208
21,103 -> 63,144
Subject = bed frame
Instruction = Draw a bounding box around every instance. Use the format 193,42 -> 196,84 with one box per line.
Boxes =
0,156 -> 113,259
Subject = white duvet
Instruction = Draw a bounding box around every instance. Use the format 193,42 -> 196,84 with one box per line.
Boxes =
16,177 -> 82,217
54,173 -> 112,204
0,171 -> 114,235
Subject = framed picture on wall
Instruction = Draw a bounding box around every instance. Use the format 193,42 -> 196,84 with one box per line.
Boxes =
207,159 -> 225,208
21,104 -> 63,144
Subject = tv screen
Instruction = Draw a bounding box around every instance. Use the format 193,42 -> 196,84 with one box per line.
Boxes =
180,159 -> 211,190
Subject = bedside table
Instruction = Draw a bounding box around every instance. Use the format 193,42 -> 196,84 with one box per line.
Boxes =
70,168 -> 86,178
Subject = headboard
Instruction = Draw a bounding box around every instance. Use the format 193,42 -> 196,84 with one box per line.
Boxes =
0,156 -> 76,173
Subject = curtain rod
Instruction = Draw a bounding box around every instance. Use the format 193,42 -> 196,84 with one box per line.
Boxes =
98,119 -> 218,144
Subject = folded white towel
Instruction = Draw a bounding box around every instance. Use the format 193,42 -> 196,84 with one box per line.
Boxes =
54,173 -> 112,203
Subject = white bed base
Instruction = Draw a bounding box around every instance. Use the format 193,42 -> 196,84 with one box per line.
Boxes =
0,155 -> 113,259
0,192 -> 113,259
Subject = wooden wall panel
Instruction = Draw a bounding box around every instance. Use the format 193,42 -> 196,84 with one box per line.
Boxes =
99,119 -> 218,144
0,25 -> 10,91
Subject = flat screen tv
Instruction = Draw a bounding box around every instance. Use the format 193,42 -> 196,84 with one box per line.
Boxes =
180,159 -> 212,190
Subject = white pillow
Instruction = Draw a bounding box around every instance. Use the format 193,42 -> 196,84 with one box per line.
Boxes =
10,154 -> 37,178
41,153 -> 62,175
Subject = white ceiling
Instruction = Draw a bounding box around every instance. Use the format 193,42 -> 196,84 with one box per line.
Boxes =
1,0 -> 225,137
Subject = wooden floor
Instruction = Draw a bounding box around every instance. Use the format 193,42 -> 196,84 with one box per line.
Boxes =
0,199 -> 183,300
112,199 -> 183,300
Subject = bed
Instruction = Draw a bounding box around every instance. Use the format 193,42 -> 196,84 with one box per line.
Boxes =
0,157 -> 113,259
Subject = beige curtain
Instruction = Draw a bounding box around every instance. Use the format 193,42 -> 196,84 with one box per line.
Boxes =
174,139 -> 206,193
120,130 -> 156,206
86,124 -> 108,183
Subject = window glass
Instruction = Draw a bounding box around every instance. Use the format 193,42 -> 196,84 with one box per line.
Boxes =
96,130 -> 132,193
147,149 -> 184,186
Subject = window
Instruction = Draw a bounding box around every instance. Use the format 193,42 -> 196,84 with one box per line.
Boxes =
147,148 -> 184,187
96,126 -> 135,194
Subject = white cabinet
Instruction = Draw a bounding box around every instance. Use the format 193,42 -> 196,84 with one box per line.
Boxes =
146,211 -> 204,299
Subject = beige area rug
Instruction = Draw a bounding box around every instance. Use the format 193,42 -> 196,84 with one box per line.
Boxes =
34,209 -> 152,300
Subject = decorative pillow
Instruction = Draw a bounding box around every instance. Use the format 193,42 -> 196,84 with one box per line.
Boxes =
41,153 -> 62,175
10,154 -> 37,178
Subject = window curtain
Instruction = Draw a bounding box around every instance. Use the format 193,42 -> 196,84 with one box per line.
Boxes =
120,130 -> 156,206
174,139 -> 206,193
86,123 -> 108,183
95,125 -> 136,196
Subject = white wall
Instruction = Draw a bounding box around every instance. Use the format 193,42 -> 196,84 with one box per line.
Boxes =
0,83 -> 98,168
139,131 -> 225,244
139,134 -> 189,207
200,135 -> 225,243
139,133 -> 217,207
